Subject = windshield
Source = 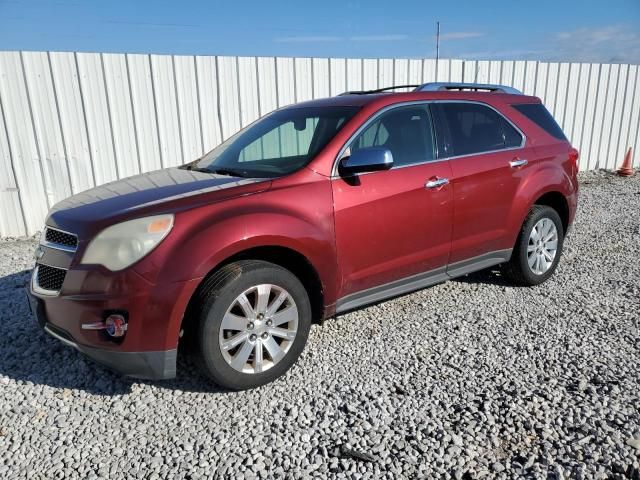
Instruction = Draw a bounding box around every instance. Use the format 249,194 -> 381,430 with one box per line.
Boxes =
184,106 -> 360,178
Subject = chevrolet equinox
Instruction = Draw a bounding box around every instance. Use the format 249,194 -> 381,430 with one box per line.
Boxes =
28,82 -> 579,390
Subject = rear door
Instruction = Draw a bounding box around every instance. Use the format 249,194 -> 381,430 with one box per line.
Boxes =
432,101 -> 531,270
332,103 -> 453,302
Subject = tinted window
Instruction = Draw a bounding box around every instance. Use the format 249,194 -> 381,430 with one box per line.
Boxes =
502,117 -> 523,148
437,103 -> 522,156
190,106 -> 359,178
350,105 -> 436,167
513,103 -> 567,140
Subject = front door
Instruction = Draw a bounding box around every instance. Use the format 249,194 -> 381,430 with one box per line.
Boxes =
332,103 -> 453,305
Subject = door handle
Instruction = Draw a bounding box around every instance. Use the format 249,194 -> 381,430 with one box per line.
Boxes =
509,158 -> 528,168
425,178 -> 449,189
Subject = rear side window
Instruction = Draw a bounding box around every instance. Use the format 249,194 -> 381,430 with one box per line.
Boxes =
435,103 -> 523,157
512,103 -> 567,140
502,117 -> 523,148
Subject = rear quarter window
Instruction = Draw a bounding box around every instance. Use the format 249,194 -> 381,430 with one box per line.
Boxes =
512,103 -> 567,141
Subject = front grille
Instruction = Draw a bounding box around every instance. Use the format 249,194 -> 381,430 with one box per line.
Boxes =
44,228 -> 78,249
37,265 -> 67,292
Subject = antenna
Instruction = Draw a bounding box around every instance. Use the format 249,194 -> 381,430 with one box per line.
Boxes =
435,21 -> 440,81
436,21 -> 440,62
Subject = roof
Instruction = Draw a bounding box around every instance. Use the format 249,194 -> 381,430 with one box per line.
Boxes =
284,89 -> 540,111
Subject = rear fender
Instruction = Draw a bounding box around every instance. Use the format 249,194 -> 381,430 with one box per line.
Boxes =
506,162 -> 574,246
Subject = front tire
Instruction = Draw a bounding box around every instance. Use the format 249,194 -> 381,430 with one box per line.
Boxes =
195,260 -> 311,390
503,205 -> 564,286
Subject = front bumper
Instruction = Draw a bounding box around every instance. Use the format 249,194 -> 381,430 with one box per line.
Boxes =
27,287 -> 176,380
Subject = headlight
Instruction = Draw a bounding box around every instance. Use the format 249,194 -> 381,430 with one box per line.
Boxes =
81,214 -> 174,271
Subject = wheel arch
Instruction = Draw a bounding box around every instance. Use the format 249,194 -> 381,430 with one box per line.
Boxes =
532,191 -> 570,234
179,244 -> 326,353
508,161 -> 575,247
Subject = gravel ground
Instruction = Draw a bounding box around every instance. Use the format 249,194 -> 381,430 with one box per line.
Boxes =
1,170 -> 639,479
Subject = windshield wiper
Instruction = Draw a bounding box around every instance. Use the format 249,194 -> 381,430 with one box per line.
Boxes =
181,163 -> 209,172
207,168 -> 248,178
181,164 -> 247,177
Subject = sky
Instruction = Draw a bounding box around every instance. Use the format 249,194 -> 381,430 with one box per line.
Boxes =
1,0 -> 639,63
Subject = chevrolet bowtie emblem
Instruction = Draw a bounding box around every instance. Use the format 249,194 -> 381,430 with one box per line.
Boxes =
34,245 -> 44,260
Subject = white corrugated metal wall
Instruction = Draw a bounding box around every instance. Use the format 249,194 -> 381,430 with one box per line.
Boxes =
1,51 -> 639,237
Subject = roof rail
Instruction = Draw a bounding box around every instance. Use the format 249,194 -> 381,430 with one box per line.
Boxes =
338,84 -> 420,95
415,82 -> 522,95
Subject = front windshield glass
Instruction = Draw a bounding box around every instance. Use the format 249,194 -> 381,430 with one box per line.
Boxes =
185,106 -> 360,178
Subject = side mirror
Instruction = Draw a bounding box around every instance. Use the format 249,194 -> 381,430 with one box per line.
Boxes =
339,147 -> 394,175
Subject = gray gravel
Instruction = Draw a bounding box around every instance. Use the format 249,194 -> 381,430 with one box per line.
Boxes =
1,170 -> 639,479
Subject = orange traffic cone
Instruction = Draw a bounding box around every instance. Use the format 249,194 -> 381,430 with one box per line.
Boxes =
617,148 -> 634,177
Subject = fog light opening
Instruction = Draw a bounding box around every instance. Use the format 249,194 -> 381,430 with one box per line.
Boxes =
105,314 -> 127,338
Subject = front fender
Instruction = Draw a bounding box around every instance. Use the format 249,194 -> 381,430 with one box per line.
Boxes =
132,175 -> 337,350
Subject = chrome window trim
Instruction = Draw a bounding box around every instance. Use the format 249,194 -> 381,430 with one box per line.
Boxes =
42,226 -> 78,253
31,263 -> 68,297
331,99 -> 527,178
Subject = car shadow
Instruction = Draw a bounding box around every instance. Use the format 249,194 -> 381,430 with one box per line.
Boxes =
453,267 -> 514,287
0,270 -> 226,396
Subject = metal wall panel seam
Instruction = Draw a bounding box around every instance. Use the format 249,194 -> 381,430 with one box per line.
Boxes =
147,54 -> 164,168
234,56 -> 243,128
578,63 -> 596,170
612,64 -> 631,165
46,51 -> 74,193
193,56 -> 205,156
624,66 -> 639,165
171,55 -> 185,163
22,52 -> 70,203
603,65 -> 622,169
595,65 -> 613,169
48,53 -> 90,192
633,67 -> 640,165
255,57 -> 264,114
124,54 -> 143,174
213,56 -> 225,142
19,51 -> 52,210
569,64 -> 586,148
560,63 -> 576,139
607,64 -> 627,168
74,53 -> 100,185
585,64 -> 602,170
344,58 -> 347,92
0,84 -> 28,236
99,53 -> 121,180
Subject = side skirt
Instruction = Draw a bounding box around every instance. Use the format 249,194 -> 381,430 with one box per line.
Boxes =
335,249 -> 512,314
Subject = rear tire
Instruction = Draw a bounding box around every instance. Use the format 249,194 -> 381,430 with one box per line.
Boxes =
503,205 -> 564,286
195,260 -> 311,390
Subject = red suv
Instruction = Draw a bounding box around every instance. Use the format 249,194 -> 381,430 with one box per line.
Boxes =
28,82 -> 579,389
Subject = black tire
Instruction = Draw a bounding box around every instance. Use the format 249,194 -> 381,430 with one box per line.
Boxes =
195,260 -> 311,390
503,205 -> 564,286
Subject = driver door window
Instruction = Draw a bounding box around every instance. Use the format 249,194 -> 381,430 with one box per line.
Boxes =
351,105 -> 436,167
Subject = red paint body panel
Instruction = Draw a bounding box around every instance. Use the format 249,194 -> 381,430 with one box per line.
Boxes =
31,89 -> 578,377
447,146 -> 537,263
332,161 -> 453,295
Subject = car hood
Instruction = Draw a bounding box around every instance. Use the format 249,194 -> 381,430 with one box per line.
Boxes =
46,167 -> 271,236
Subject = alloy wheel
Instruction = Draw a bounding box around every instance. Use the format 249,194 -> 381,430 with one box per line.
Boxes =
218,284 -> 299,374
527,218 -> 558,275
